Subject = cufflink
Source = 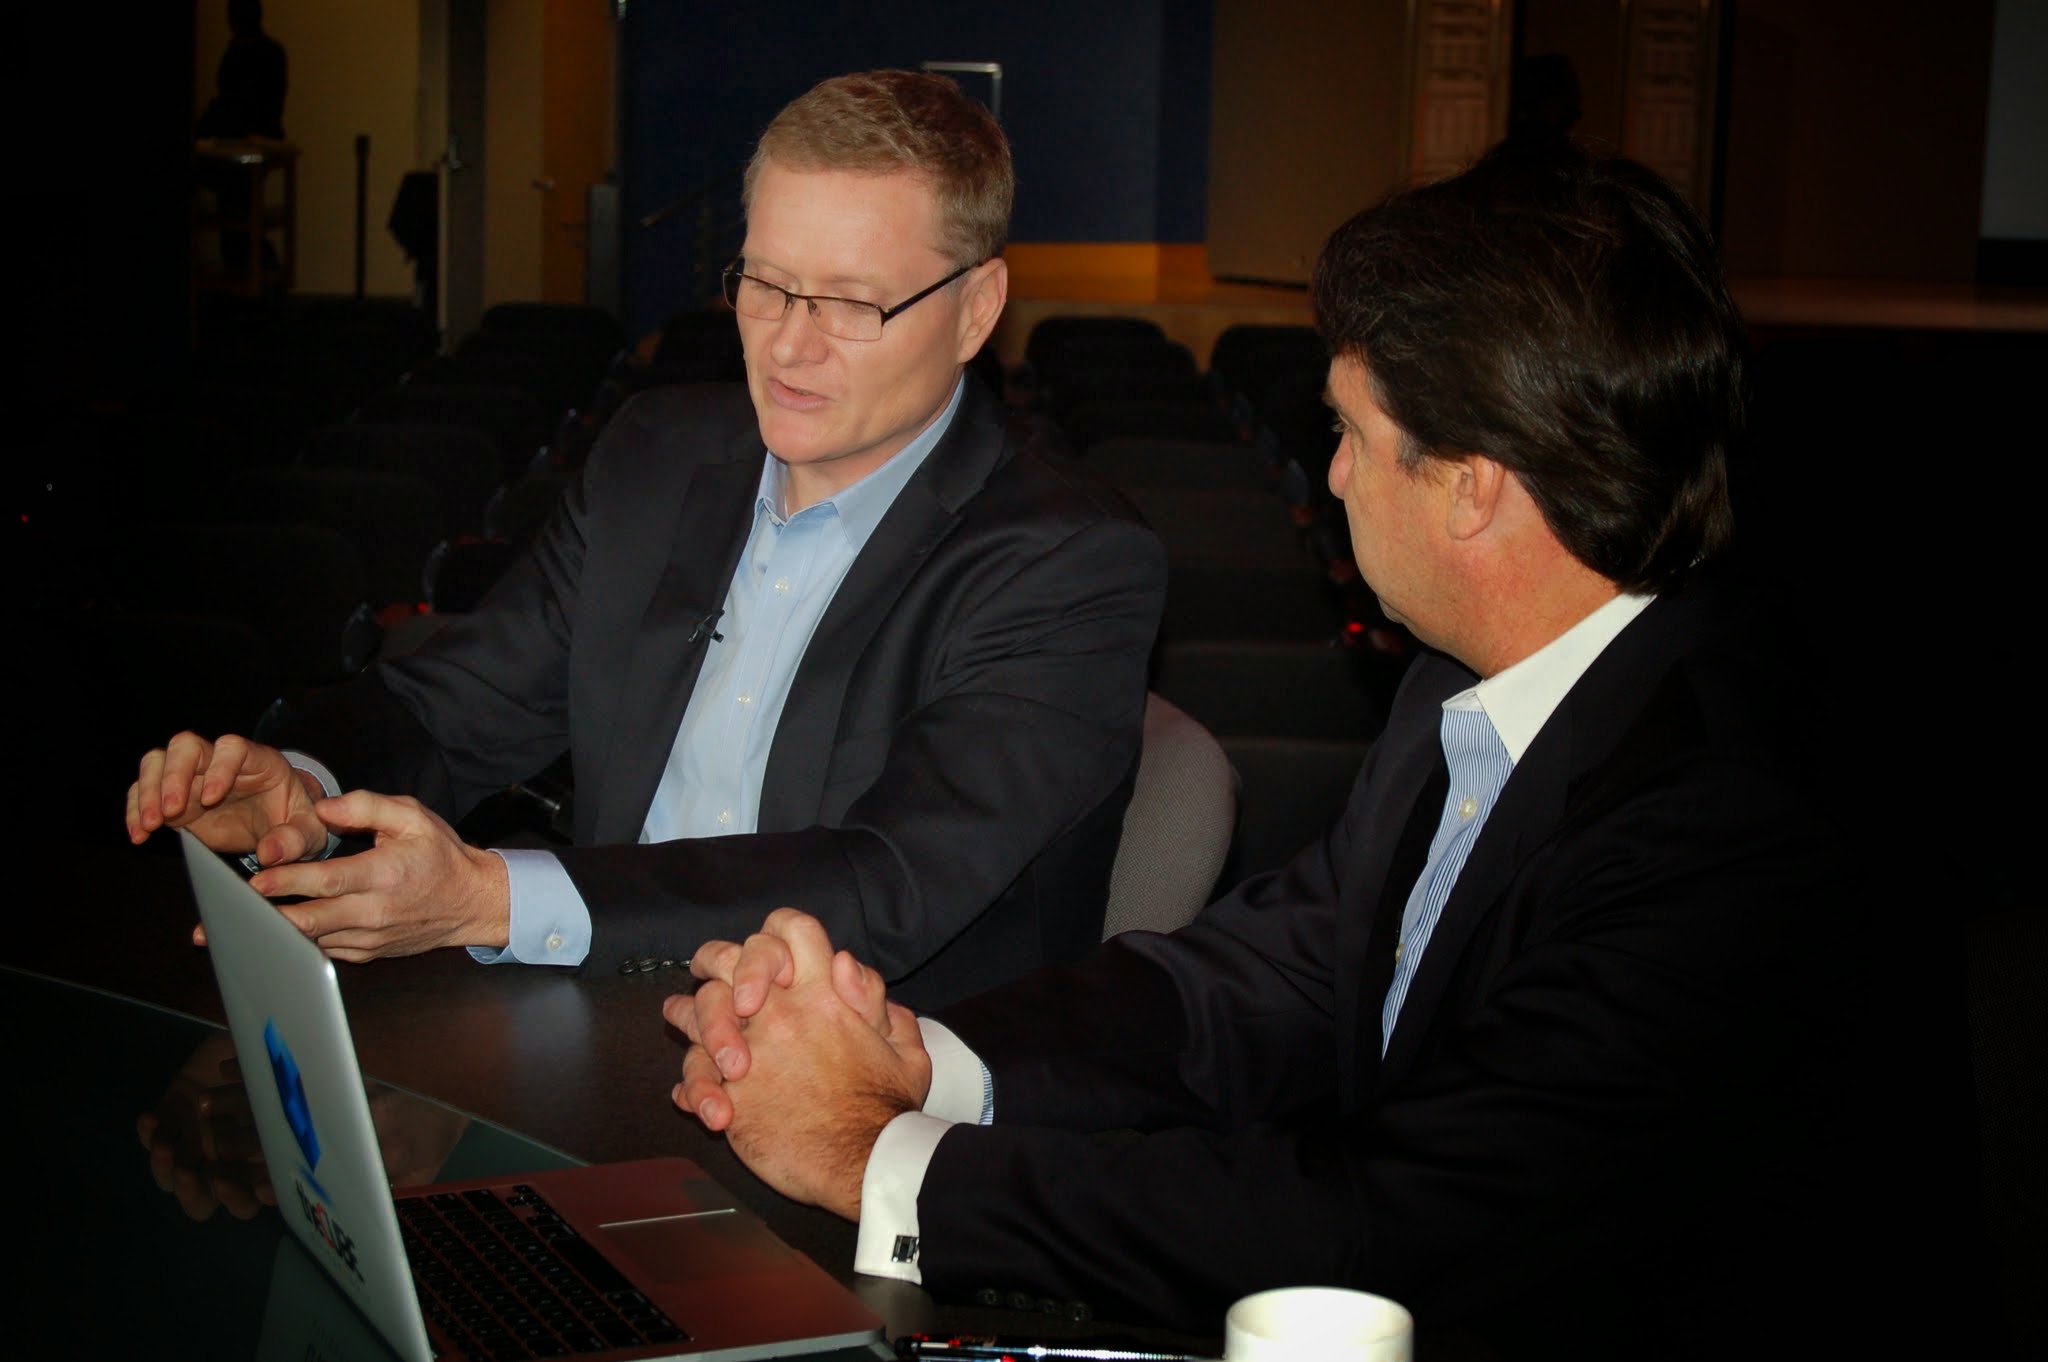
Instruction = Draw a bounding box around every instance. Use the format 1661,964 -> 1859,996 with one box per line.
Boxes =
891,1234 -> 919,1264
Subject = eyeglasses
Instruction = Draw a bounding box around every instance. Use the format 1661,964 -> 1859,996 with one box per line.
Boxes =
721,258 -> 980,342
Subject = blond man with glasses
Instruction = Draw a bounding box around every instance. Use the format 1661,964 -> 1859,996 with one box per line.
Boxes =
128,71 -> 1166,1010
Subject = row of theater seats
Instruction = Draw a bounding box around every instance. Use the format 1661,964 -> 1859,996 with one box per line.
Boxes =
34,298 -> 649,842
1011,314 -> 1416,895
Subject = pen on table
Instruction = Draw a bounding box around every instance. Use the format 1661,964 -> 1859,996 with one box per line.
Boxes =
893,1335 -> 1220,1362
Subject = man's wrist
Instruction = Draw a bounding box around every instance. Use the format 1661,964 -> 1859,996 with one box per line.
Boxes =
461,843 -> 513,950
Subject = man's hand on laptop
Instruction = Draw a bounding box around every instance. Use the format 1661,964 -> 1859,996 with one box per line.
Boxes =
126,731 -> 326,870
664,910 -> 931,1219
246,789 -> 512,962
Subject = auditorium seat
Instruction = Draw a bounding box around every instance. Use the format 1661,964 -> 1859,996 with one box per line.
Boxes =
353,383 -> 557,485
1208,323 -> 1326,432
142,522 -> 379,685
223,465 -> 445,613
1037,336 -> 1207,416
302,421 -> 502,539
1152,638 -> 1387,742
1218,735 -> 1371,881
635,307 -> 748,388
1124,486 -> 1308,570
424,537 -> 522,614
28,605 -> 286,844
1023,314 -> 1165,379
1058,399 -> 1240,451
412,349 -> 609,426
1087,436 -> 1273,494
478,301 -> 625,356
1158,560 -> 1348,643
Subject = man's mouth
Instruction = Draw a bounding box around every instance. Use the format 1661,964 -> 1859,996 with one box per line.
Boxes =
767,377 -> 827,410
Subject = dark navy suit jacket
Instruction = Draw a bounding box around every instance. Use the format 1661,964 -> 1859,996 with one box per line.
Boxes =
924,573 -> 1865,1357
275,376 -> 1166,1008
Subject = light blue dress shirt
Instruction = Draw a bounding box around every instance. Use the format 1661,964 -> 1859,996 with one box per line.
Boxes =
1379,703 -> 1513,1050
479,377 -> 966,966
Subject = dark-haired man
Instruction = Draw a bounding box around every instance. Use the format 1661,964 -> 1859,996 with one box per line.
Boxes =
668,143 -> 1868,1357
127,71 -> 1164,1009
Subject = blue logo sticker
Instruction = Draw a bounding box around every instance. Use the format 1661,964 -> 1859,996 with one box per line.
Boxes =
263,1017 -> 329,1202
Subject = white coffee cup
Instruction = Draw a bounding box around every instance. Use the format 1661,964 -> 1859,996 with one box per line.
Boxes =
1223,1286 -> 1414,1361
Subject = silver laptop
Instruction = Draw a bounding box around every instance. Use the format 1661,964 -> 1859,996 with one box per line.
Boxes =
178,828 -> 885,1362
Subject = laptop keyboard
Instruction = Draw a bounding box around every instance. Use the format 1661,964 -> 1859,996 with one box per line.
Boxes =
398,1183 -> 688,1360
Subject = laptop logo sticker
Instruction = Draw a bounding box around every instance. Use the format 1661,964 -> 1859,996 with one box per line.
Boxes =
265,1017 -> 324,1183
264,1017 -> 366,1283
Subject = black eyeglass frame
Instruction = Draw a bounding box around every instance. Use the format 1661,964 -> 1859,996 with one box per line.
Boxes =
720,258 -> 983,340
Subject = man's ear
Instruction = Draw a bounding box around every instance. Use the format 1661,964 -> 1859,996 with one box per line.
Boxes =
955,258 -> 1008,363
1444,452 -> 1511,542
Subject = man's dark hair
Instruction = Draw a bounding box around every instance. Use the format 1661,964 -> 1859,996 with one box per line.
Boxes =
1312,141 -> 1742,592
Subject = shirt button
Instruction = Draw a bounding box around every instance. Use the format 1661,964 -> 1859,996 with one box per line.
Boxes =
773,577 -> 791,595
1394,941 -> 1405,961
717,808 -> 731,826
736,691 -> 751,706
545,932 -> 564,952
1458,795 -> 1478,820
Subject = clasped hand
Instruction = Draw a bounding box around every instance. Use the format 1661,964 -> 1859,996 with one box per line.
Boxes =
662,909 -> 932,1220
127,731 -> 509,960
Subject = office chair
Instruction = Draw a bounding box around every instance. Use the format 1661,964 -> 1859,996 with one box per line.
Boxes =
1101,695 -> 1238,938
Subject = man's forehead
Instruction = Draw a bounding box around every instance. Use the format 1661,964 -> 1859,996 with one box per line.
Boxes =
744,161 -> 947,275
1324,354 -> 1372,410
751,157 -> 940,209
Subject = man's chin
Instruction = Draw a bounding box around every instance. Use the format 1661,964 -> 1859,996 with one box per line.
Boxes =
752,408 -> 836,465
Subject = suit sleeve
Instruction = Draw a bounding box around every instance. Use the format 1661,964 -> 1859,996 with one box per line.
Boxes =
913,752 -> 1840,1336
554,511 -> 1167,983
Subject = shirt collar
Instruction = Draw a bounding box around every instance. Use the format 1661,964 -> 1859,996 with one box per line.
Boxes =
756,374 -> 966,552
1443,591 -> 1654,763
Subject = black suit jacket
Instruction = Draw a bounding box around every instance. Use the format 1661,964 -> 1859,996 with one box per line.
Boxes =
924,574 -> 1864,1356
274,378 -> 1166,1008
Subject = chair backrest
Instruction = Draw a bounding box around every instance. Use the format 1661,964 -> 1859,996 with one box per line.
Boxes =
353,384 -> 556,483
226,465 -> 446,611
1102,694 -> 1239,939
1087,436 -> 1272,494
1024,315 -> 1165,378
147,522 -> 378,684
1153,637 -> 1390,742
302,421 -> 502,538
1218,735 -> 1372,883
1059,400 -> 1241,453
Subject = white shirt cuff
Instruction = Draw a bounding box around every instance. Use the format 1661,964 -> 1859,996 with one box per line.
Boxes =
850,1018 -> 995,1283
854,1111 -> 955,1282
468,849 -> 592,966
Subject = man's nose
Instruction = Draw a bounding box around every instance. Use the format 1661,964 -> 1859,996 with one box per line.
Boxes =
769,301 -> 828,366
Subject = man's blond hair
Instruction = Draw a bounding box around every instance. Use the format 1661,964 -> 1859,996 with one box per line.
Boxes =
744,70 -> 1012,267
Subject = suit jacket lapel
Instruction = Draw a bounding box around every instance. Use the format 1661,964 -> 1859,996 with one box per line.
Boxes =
589,448 -> 760,844
756,376 -> 1010,832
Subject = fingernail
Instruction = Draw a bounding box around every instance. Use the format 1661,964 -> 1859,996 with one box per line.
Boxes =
698,1099 -> 719,1125
736,984 -> 760,1011
715,1047 -> 740,1078
671,1084 -> 686,1108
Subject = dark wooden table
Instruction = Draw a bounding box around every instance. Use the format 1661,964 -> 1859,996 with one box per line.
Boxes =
8,835 -> 1220,1359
